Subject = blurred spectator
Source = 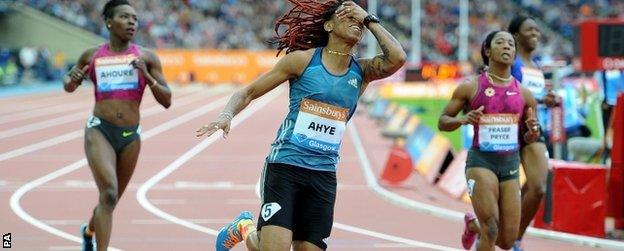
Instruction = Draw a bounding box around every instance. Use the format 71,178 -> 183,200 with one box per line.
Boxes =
17,45 -> 38,83
568,108 -> 614,164
34,46 -> 54,81
0,47 -> 18,85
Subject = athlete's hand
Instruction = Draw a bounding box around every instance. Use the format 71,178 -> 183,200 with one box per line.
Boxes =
130,58 -> 149,75
543,90 -> 560,108
196,114 -> 232,139
524,107 -> 540,143
462,106 -> 484,125
64,65 -> 89,86
335,1 -> 367,24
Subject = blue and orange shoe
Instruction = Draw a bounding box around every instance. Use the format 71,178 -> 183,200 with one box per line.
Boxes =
80,223 -> 94,251
215,211 -> 254,251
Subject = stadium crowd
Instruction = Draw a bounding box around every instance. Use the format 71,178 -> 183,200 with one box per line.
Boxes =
22,0 -> 624,66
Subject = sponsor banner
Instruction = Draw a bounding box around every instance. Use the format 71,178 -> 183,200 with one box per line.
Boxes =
155,50 -> 281,84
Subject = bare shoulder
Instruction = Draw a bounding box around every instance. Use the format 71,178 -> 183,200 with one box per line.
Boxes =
277,48 -> 316,77
139,47 -> 159,61
455,76 -> 478,96
281,49 -> 315,66
77,47 -> 99,65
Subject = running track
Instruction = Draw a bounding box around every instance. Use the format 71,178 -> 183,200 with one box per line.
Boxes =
0,84 -> 617,250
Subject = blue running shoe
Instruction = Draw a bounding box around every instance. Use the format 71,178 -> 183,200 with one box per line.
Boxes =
512,240 -> 524,251
215,211 -> 254,251
80,223 -> 94,251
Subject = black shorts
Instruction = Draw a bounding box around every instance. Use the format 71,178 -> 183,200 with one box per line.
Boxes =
466,149 -> 520,182
86,115 -> 140,154
258,162 -> 337,250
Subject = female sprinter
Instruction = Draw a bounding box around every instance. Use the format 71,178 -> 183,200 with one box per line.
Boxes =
63,0 -> 171,250
508,16 -> 558,251
196,1 -> 406,250
438,31 -> 540,251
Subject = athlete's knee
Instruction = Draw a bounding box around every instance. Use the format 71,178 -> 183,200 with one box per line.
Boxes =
526,179 -> 546,198
482,217 -> 499,242
497,226 -> 518,249
498,241 -> 514,250
99,187 -> 118,210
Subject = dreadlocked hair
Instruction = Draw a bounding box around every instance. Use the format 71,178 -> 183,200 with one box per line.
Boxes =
273,0 -> 345,55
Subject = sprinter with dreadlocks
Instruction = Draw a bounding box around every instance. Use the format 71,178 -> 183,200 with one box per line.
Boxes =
196,1 -> 406,250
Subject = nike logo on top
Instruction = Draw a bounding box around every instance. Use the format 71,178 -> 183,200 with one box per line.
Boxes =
509,169 -> 519,175
506,91 -> 518,96
122,131 -> 134,137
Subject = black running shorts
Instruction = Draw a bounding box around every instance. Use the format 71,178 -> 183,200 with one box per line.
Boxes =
257,162 -> 337,250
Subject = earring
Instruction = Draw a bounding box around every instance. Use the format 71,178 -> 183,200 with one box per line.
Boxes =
107,25 -> 111,28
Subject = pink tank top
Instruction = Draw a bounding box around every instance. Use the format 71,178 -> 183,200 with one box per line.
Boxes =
88,43 -> 146,102
470,73 -> 525,152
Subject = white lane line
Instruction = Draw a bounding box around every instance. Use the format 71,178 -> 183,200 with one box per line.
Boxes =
48,246 -> 81,251
347,120 -> 624,250
9,90 -> 233,250
0,102 -> 91,125
131,218 -> 232,225
0,87 -> 197,124
0,111 -> 91,140
0,91 -> 91,114
136,86 -> 283,236
0,88 -> 210,140
332,222 -> 461,251
0,88 -> 229,162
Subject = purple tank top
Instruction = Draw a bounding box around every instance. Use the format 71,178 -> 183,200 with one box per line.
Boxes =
470,73 -> 525,152
88,43 -> 146,102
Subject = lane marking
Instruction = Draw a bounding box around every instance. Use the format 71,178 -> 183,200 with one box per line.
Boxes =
136,87 -> 283,236
131,218 -> 233,225
0,87 -> 229,162
9,90 -> 233,250
0,88 -> 196,124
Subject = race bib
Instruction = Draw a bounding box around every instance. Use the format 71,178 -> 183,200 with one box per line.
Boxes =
95,55 -> 139,93
521,67 -> 545,98
478,114 -> 519,152
291,98 -> 348,153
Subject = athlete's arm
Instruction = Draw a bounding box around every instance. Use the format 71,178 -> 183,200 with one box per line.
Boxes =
521,87 -> 540,143
337,2 -> 405,90
63,48 -> 96,93
196,49 -> 311,138
136,49 -> 171,108
438,78 -> 481,132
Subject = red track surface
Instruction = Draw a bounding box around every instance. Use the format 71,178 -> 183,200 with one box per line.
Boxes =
0,85 -> 612,250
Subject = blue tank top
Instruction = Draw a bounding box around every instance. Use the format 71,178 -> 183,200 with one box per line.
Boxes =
511,57 -> 549,128
266,47 -> 364,172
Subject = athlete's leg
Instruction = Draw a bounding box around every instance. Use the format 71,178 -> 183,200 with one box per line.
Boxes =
245,229 -> 260,251
293,241 -> 323,251
259,226 -> 292,251
496,179 -> 521,249
466,167 -> 500,251
84,128 -> 118,251
518,142 -> 548,239
114,139 -> 140,198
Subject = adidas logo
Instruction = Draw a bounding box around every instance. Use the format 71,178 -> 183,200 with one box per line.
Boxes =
347,78 -> 357,88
